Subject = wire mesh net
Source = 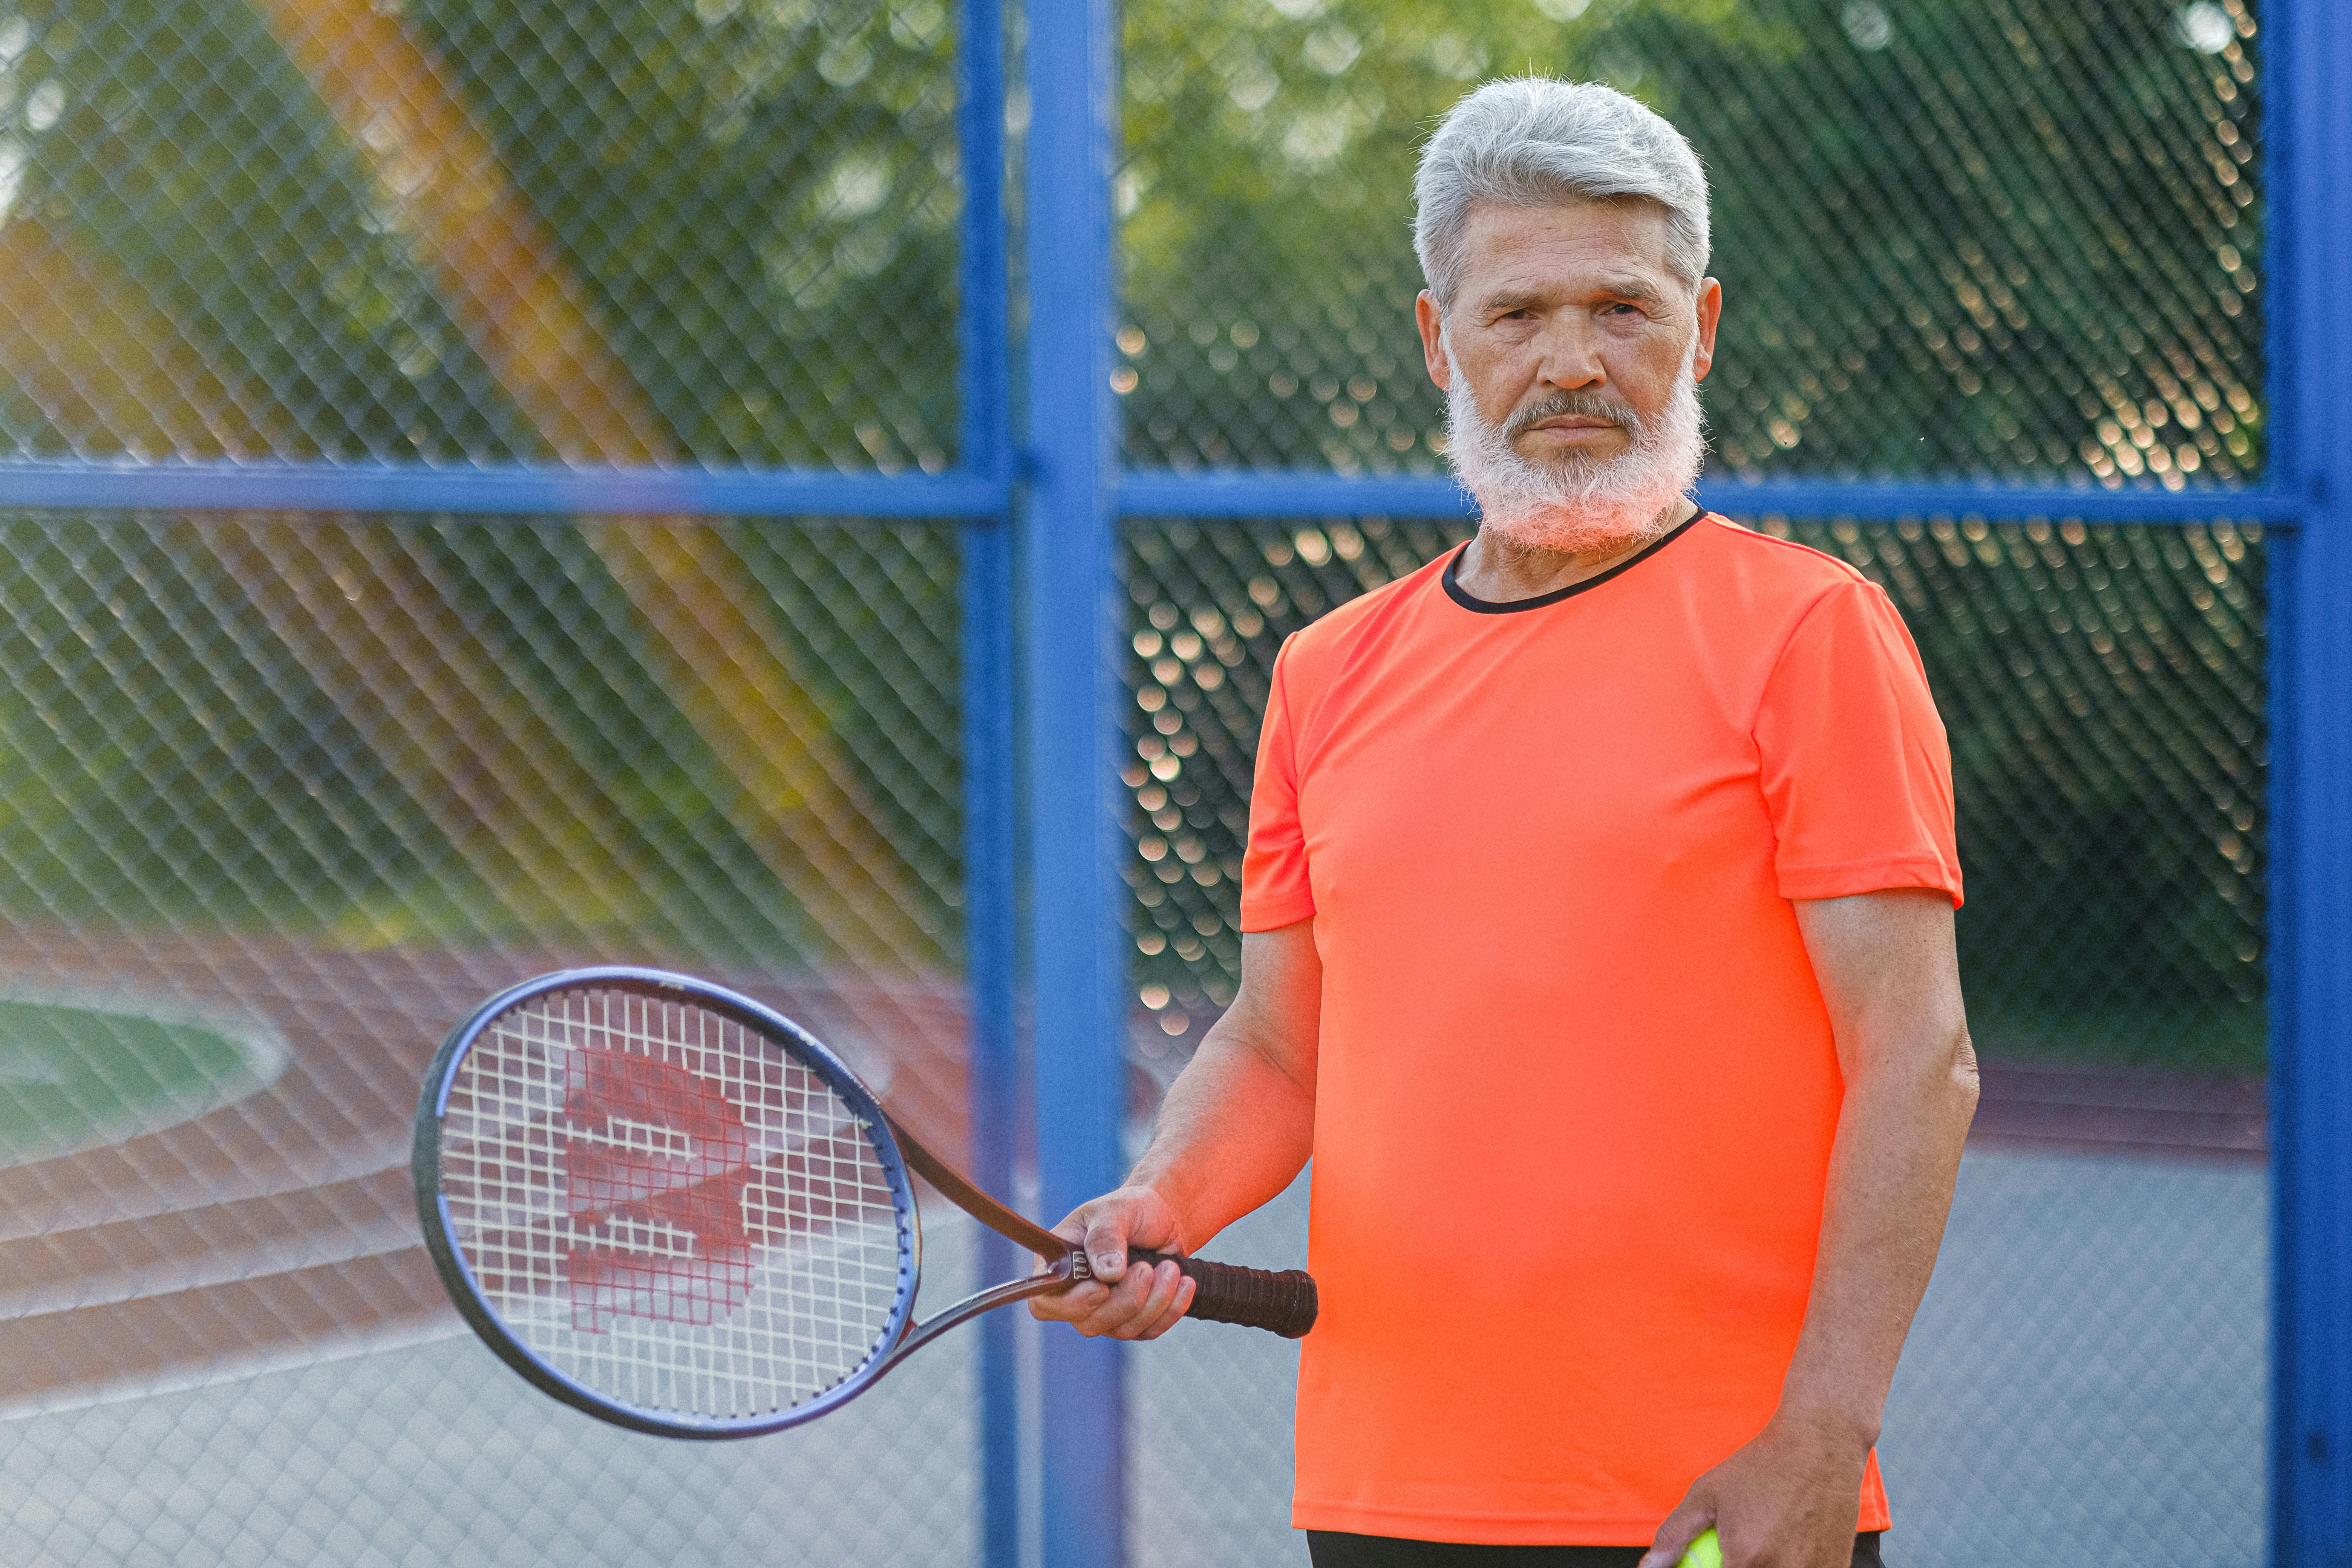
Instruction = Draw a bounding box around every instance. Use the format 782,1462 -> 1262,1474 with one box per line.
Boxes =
1121,513 -> 2265,1079
1117,0 -> 2262,485
1118,6 -> 2269,1556
0,512 -> 981,1565
0,0 -> 965,469
0,1232 -> 987,1567
1122,1149 -> 2268,1568
1118,512 -> 2268,1567
0,0 -> 2279,1558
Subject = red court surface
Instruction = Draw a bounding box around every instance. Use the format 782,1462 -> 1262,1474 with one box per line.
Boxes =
0,926 -> 971,1416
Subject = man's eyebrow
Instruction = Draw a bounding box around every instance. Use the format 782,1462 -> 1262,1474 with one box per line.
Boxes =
1593,276 -> 1668,306
1475,286 -> 1550,315
1476,277 -> 1669,313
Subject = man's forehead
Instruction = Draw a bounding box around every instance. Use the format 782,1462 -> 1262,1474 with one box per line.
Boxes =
1457,197 -> 1681,296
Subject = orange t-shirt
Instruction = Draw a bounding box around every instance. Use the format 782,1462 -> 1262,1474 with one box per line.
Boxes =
1240,513 -> 1962,1545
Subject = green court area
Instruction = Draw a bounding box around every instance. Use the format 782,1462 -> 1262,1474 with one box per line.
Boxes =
0,998 -> 272,1167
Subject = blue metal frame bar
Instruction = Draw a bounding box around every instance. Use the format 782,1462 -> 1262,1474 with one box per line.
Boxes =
1021,0 -> 1128,1563
2267,3 -> 2349,1564
12,459 -> 2288,527
0,461 -> 1008,518
956,0 -> 1011,508
1117,469 -> 2302,523
8,5 -> 2324,1562
959,513 -> 1021,1568
951,0 -> 1021,1561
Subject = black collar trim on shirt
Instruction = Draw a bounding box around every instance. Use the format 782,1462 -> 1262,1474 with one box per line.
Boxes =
1441,510 -> 1707,614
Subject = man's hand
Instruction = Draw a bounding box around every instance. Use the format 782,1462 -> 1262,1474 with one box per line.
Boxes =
1635,888 -> 1973,1568
1026,1184 -> 1197,1341
1026,925 -> 1321,1343
1638,1413 -> 1870,1568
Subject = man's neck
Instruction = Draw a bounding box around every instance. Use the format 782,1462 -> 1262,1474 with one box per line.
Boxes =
1454,496 -> 1700,604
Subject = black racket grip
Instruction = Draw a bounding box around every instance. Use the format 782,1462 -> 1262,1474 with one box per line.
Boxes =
1131,1248 -> 1318,1338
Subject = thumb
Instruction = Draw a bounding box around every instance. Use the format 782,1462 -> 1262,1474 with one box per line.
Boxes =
1637,1502 -> 1716,1568
1082,1210 -> 1133,1282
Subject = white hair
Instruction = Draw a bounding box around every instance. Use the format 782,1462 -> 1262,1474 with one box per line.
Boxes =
1443,335 -> 1708,555
1414,77 -> 1711,312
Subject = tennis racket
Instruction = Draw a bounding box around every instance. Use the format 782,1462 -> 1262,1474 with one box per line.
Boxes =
412,966 -> 1317,1438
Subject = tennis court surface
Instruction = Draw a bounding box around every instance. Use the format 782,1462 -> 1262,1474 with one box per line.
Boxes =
1,1127 -> 2264,1567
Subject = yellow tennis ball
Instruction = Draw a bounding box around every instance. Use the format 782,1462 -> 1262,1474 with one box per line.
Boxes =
1677,1528 -> 1723,1568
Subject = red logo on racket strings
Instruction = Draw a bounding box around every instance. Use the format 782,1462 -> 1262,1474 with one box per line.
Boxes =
561,1049 -> 759,1331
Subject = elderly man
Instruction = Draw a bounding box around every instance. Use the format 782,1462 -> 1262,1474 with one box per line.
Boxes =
1035,78 -> 1977,1568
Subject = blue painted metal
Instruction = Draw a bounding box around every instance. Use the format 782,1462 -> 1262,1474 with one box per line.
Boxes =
1693,477 -> 2298,524
0,460 -> 1008,519
953,0 -> 1021,1561
959,514 -> 1022,1568
1021,0 -> 1130,1560
15,455 -> 2291,527
5,2 -> 2316,1557
1115,468 -> 2300,523
957,0 -> 1011,501
1115,470 -> 1472,518
2268,3 -> 2350,1563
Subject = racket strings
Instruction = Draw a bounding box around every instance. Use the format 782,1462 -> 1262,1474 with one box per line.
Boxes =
437,986 -> 910,1420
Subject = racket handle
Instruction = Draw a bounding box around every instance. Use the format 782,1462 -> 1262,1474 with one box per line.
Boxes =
1131,1248 -> 1319,1339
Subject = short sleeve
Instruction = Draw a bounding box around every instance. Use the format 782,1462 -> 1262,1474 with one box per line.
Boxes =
1755,579 -> 1964,906
1238,638 -> 1317,931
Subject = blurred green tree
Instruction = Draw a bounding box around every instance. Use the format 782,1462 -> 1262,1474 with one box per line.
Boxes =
1118,0 -> 2262,488
0,0 -> 2272,1049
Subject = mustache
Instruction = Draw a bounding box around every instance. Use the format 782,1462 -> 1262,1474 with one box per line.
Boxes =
1502,389 -> 1646,443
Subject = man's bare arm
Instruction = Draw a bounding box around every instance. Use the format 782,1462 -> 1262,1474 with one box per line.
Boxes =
1028,919 -> 1323,1340
1643,887 -> 1978,1568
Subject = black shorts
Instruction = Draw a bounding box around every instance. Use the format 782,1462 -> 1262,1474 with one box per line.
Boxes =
1306,1530 -> 1886,1568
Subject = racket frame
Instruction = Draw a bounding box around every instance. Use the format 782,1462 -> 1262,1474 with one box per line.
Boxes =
878,1107 -> 1083,1364
414,966 -> 1088,1439
413,966 -> 926,1439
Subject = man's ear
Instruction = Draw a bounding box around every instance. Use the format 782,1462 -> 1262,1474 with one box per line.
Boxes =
1691,277 -> 1722,384
1416,291 -> 1450,391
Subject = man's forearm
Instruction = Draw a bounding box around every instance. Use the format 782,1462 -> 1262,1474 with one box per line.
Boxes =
1025,926 -> 1320,1340
1776,1023 -> 1978,1446
1126,1020 -> 1317,1254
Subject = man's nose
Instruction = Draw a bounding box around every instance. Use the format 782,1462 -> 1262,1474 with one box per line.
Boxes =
1533,321 -> 1607,391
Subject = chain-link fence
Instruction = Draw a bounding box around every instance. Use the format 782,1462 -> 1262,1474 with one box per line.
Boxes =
1,0 -> 964,469
1117,1131 -> 2268,1568
0,0 -> 2279,1562
0,513 -> 985,1567
1118,0 -> 2261,485
4,0 -> 1003,1554
1121,513 -> 2265,1077
1115,2 -> 2271,1565
1117,513 -> 2268,1564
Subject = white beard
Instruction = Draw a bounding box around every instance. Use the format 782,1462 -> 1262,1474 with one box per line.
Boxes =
1442,339 -> 1707,557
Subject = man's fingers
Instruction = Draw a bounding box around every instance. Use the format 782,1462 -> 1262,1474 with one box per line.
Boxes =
1029,1254 -> 1158,1335
1025,1188 -> 1192,1337
1637,1502 -> 1716,1568
1061,1256 -> 1157,1337
1082,1211 -> 1133,1282
1135,1270 -> 1196,1340
1026,1279 -> 1109,1323
1109,1260 -> 1186,1340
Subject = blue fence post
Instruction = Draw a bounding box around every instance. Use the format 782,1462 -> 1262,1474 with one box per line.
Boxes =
954,0 -> 1020,1562
1022,0 -> 1129,1561
2268,2 -> 2352,1563
960,510 -> 1020,1568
